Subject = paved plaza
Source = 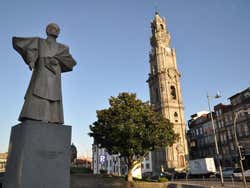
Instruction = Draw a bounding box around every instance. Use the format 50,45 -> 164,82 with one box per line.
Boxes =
70,174 -> 250,188
1,173 -> 250,188
175,179 -> 250,188
70,174 -> 131,188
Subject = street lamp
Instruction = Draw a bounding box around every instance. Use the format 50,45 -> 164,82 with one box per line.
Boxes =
233,108 -> 250,188
207,92 -> 224,186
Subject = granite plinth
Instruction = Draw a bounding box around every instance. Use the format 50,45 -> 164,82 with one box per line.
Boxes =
4,120 -> 71,188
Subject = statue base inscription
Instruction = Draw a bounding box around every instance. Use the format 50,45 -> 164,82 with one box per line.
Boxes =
4,120 -> 71,188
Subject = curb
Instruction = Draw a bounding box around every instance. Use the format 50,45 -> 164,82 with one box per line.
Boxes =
167,182 -> 211,188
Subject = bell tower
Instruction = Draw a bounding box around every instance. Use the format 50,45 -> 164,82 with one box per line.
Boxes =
147,12 -> 188,172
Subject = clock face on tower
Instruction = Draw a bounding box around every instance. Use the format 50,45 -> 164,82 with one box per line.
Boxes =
165,47 -> 171,55
168,68 -> 180,83
168,68 -> 175,79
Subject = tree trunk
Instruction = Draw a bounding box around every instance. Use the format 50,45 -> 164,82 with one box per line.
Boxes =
127,159 -> 138,182
126,159 -> 134,183
126,158 -> 142,182
127,168 -> 133,182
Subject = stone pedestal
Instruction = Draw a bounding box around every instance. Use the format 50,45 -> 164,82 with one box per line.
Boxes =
4,120 -> 71,188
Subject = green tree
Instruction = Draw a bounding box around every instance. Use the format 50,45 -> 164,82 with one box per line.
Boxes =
89,92 -> 178,182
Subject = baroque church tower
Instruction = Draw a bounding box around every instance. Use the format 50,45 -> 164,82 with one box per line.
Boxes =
147,12 -> 188,172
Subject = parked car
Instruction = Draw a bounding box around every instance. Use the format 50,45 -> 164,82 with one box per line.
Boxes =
173,171 -> 187,179
161,170 -> 187,179
216,167 -> 234,178
150,172 -> 171,182
233,168 -> 250,180
142,172 -> 152,179
160,171 -> 172,179
150,175 -> 160,182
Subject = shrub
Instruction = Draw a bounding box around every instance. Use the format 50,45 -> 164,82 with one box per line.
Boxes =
145,177 -> 151,182
100,169 -> 108,174
70,167 -> 92,174
158,177 -> 168,182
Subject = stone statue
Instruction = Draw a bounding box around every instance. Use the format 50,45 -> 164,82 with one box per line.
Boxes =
13,23 -> 76,124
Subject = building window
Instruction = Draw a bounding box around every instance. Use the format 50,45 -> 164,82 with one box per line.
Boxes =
217,121 -> 221,129
238,126 -> 242,137
227,129 -> 232,139
222,147 -> 226,154
190,141 -> 196,147
223,133 -> 227,142
230,143 -> 234,151
145,154 -> 150,160
220,135 -> 224,143
146,163 -> 150,169
216,110 -> 220,117
200,139 -> 204,146
222,147 -> 228,154
199,128 -> 203,135
243,124 -> 249,136
170,86 -> 177,100
219,109 -> 222,115
196,129 -> 199,136
221,121 -> 224,127
225,116 -> 228,123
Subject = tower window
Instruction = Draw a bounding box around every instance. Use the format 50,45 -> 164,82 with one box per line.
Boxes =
174,112 -> 178,117
153,65 -> 157,74
160,24 -> 164,30
174,112 -> 178,122
170,86 -> 177,100
152,65 -> 156,74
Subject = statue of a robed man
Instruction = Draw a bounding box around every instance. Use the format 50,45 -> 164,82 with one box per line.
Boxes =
13,23 -> 76,124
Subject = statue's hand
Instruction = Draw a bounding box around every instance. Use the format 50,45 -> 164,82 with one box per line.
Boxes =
50,57 -> 59,66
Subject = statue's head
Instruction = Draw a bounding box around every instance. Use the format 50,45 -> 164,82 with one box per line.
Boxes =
46,23 -> 60,38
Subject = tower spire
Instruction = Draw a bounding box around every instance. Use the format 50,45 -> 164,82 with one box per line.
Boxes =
150,13 -> 170,49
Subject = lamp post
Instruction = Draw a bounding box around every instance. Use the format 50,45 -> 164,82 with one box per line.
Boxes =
207,92 -> 224,186
233,109 -> 250,188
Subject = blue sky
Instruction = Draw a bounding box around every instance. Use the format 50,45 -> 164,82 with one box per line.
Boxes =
0,0 -> 249,157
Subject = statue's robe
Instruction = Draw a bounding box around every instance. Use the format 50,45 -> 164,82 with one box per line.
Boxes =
13,37 -> 76,124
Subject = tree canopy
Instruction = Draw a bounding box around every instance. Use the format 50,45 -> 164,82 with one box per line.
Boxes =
89,92 -> 178,181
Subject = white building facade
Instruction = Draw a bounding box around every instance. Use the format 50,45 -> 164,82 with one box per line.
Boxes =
92,144 -> 143,178
92,145 -> 126,175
